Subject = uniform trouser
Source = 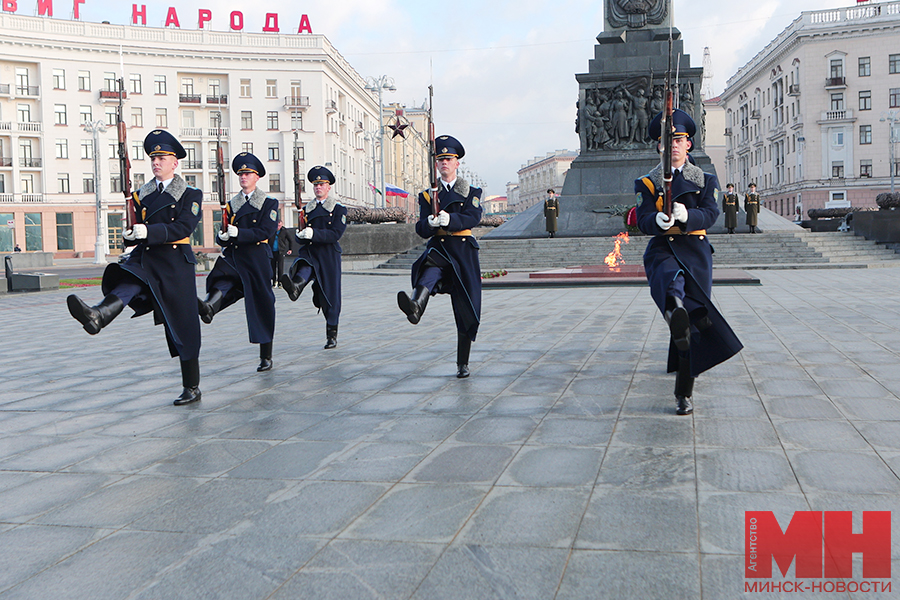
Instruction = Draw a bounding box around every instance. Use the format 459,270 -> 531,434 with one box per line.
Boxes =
109,280 -> 144,308
666,272 -> 706,318
292,263 -> 339,326
417,265 -> 443,292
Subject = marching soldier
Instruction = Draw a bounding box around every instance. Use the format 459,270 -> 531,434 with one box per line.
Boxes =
722,183 -> 739,234
745,182 -> 760,233
198,152 -> 279,372
544,188 -> 559,238
634,109 -> 743,415
280,166 -> 347,349
397,135 -> 483,378
66,130 -> 204,405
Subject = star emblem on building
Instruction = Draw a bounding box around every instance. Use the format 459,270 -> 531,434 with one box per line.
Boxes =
387,117 -> 409,139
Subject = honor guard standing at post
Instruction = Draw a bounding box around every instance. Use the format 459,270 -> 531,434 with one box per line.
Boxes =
66,130 -> 204,405
635,109 -> 743,415
544,189 -> 560,238
745,183 -> 760,233
280,166 -> 347,349
722,183 -> 739,234
198,152 -> 279,371
397,135 -> 483,378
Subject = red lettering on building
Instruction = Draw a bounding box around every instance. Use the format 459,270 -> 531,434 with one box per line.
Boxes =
229,10 -> 242,31
38,0 -> 52,16
197,8 -> 211,29
164,6 -> 180,27
73,0 -> 83,18
2,0 -> 18,13
297,14 -> 312,34
262,13 -> 278,32
132,4 -> 146,25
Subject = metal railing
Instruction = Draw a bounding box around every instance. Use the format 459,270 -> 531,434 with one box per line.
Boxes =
16,85 -> 39,96
179,94 -> 201,103
284,96 -> 310,109
206,95 -> 228,104
19,157 -> 42,168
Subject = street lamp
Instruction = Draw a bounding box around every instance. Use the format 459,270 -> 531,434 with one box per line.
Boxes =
83,119 -> 108,264
364,75 -> 396,209
881,110 -> 899,194
362,130 -> 380,208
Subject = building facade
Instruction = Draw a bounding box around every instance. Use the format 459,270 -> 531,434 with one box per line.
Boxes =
720,1 -> 900,218
0,13 -> 379,256
512,150 -> 577,213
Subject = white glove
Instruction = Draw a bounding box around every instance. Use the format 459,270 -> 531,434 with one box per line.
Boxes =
123,229 -> 136,241
227,224 -> 238,238
218,229 -> 230,241
438,210 -> 450,227
672,202 -> 688,224
656,212 -> 676,230
296,227 -> 313,240
427,214 -> 441,228
132,224 -> 148,239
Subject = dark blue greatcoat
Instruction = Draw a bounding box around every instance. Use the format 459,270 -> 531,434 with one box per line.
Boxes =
410,178 -> 483,341
102,175 -> 202,360
288,196 -> 347,325
205,189 -> 278,344
635,162 -> 743,377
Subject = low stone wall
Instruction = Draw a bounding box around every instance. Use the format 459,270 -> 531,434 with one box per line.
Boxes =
340,223 -> 421,257
851,211 -> 900,242
3,252 -> 54,268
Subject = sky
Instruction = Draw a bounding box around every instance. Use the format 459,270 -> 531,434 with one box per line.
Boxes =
51,0 -> 856,195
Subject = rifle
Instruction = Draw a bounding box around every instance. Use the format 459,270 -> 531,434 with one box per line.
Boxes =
116,77 -> 137,229
215,112 -> 227,234
293,133 -> 306,229
427,85 -> 439,218
660,27 -> 675,219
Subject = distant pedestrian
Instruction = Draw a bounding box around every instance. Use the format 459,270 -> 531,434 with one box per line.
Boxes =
544,189 -> 559,238
13,243 -> 21,252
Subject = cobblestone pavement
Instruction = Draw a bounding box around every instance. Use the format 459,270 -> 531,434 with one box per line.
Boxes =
1,268 -> 899,599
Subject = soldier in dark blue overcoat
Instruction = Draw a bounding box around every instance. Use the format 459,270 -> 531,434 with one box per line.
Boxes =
397,135 -> 483,378
66,130 -> 204,406
635,109 -> 743,415
198,152 -> 279,372
280,166 -> 347,349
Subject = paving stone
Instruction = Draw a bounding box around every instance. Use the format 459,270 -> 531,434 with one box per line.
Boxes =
312,441 -> 434,482
556,550 -> 700,600
595,446 -> 696,491
224,440 -> 349,480
452,416 -> 539,445
609,416 -> 694,447
497,446 -> 603,487
141,439 -> 274,477
695,419 -> 781,448
696,449 -> 801,493
0,472 -> 121,523
697,491 -> 809,554
528,416 -> 615,446
406,443 -> 516,484
773,419 -> 870,451
788,450 -> 900,494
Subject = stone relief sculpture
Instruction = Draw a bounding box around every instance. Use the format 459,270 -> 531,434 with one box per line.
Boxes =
580,76 -> 666,152
607,0 -> 668,29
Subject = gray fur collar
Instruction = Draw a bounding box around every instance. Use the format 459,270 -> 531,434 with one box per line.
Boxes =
647,161 -> 705,192
452,177 -> 470,197
305,195 -> 338,213
229,188 -> 266,213
139,174 -> 188,202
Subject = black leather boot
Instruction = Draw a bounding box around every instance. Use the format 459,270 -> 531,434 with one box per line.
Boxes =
664,296 -> 690,352
175,358 -> 201,406
67,294 -> 125,335
257,342 -> 273,371
279,273 -> 308,302
198,289 -> 224,324
397,285 -> 430,324
674,353 -> 694,416
324,325 -> 338,349
456,333 -> 472,378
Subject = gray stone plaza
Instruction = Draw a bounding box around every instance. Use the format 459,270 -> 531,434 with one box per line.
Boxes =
2,266 -> 900,599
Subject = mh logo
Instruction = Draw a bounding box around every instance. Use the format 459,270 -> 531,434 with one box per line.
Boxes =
745,511 -> 891,579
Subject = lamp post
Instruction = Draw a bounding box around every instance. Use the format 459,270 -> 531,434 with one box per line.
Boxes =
364,75 -> 396,209
83,119 -> 108,264
881,110 -> 899,194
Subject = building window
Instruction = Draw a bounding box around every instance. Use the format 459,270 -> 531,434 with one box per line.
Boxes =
105,106 -> 117,127
80,140 -> 93,160
891,54 -> 900,75
832,161 -> 844,178
131,107 -> 143,128
268,142 -> 279,161
241,111 -> 252,129
182,111 -> 195,128
860,124 -> 872,144
830,93 -> 844,111
860,159 -> 873,178
83,174 -> 94,193
290,111 -> 303,130
266,111 -> 278,130
130,73 -> 142,94
53,68 -> 66,90
56,213 -> 74,250
833,131 -> 844,146
17,104 -> 31,122
859,90 -> 871,111
181,78 -> 194,95
133,173 -> 145,189
156,108 -> 168,128
20,173 -> 34,194
103,72 -> 117,92
240,79 -> 251,97
56,139 -> 68,159
208,79 -> 220,97
24,213 -> 42,251
266,79 -> 277,97
269,173 -> 281,193
80,105 -> 92,124
891,88 -> 900,109
830,59 -> 843,79
55,104 -> 67,125
110,175 -> 122,193
858,57 -> 870,77
78,70 -> 90,91
108,142 -> 117,160
242,142 -> 253,154
154,75 -> 166,95
58,174 -> 70,193
132,142 -> 145,161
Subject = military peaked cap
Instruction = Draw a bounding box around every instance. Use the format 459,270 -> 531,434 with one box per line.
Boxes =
648,108 -> 696,141
232,152 -> 266,178
308,165 -> 335,185
143,130 -> 186,159
435,135 -> 465,159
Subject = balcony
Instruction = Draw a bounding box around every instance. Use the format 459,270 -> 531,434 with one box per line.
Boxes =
819,109 -> 855,122
208,159 -> 230,170
182,160 -> 203,170
99,89 -> 127,102
0,83 -> 9,95
16,85 -> 39,96
207,127 -> 230,138
325,100 -> 337,115
17,122 -> 42,133
284,96 -> 310,110
0,157 -> 12,167
179,94 -> 201,104
724,127 -> 732,136
180,127 -> 202,138
20,157 -> 42,168
750,109 -> 760,120
21,194 -> 45,203
825,76 -> 846,89
206,94 -> 228,105
0,194 -> 12,202
788,84 -> 800,96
